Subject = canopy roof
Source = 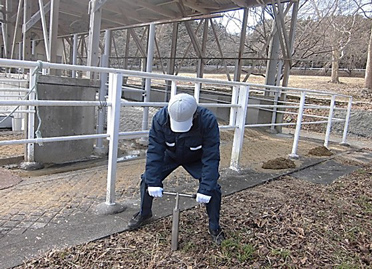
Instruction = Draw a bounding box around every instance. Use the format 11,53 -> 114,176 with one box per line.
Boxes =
7,0 -> 289,35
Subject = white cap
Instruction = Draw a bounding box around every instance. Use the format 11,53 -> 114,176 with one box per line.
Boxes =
168,93 -> 197,132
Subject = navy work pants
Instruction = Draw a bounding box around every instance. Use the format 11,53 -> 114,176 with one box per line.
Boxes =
139,160 -> 222,231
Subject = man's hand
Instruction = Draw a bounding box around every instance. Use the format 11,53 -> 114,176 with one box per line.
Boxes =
148,187 -> 163,197
196,193 -> 211,203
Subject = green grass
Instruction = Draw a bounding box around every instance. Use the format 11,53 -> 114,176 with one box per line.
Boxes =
221,238 -> 256,263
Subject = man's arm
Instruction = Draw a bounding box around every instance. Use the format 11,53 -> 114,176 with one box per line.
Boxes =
144,110 -> 167,187
198,109 -> 220,196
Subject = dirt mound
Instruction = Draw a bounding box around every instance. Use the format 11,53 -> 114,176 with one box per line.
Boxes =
262,157 -> 296,169
308,146 -> 333,156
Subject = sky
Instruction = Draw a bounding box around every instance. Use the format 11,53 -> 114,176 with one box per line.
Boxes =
215,0 -> 372,34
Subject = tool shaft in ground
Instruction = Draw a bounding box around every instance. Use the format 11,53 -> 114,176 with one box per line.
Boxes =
171,207 -> 180,251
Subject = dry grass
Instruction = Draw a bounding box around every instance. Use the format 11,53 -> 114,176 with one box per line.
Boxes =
6,74 -> 372,268
21,166 -> 372,268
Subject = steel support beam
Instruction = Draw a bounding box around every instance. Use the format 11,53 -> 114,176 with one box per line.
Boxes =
234,8 -> 248,82
22,0 -> 31,61
197,19 -> 208,79
25,1 -> 50,32
10,0 -> 23,59
72,34 -> 78,77
166,22 -> 178,101
265,18 -> 280,90
49,0 -> 60,64
142,23 -> 155,132
96,29 -> 111,152
282,1 -> 299,87
210,18 -> 232,81
38,0 -> 50,61
177,1 -> 204,60
87,0 -> 102,78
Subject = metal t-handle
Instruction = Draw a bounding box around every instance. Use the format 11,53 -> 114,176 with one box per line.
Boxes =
162,191 -> 196,251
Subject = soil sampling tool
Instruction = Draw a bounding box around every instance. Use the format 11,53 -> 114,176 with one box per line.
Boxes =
163,191 -> 196,251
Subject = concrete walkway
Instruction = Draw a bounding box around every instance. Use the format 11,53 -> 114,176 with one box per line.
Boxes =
0,131 -> 371,268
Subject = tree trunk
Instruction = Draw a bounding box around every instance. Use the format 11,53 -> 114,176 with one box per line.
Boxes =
365,24 -> 372,90
331,47 -> 340,83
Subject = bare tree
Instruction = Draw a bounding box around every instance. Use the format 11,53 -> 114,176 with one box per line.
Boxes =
366,25 -> 372,89
310,0 -> 365,83
352,0 -> 372,89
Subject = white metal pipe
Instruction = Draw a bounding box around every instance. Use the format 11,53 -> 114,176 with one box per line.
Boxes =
0,58 -> 356,192
0,100 -> 109,106
246,120 -> 332,128
194,83 -> 201,102
0,59 -> 351,98
219,125 -> 237,130
0,88 -> 29,92
229,86 -> 239,126
0,110 -> 35,113
270,87 -> 280,132
26,67 -> 37,162
121,86 -> 146,93
0,79 -> 28,83
0,95 -> 28,98
118,130 -> 149,139
0,133 -> 108,146
230,85 -> 249,171
341,97 -> 353,145
0,117 -> 345,147
171,80 -> 177,97
289,91 -> 306,159
106,73 -> 123,205
121,101 -> 239,108
324,95 -> 336,148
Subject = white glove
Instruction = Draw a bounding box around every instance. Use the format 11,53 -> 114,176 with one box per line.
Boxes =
148,187 -> 163,197
196,193 -> 211,203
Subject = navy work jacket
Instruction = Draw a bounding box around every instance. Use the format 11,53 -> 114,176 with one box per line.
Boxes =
144,106 -> 220,196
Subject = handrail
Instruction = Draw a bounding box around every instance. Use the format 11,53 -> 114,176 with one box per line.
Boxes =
0,58 -> 353,211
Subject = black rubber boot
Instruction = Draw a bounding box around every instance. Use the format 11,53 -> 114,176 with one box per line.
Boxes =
127,212 -> 153,230
209,228 -> 225,245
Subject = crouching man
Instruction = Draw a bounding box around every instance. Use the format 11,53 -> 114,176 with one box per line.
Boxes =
128,93 -> 225,245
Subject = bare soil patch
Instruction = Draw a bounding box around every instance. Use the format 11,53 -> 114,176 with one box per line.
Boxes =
0,131 -> 23,159
262,157 -> 296,169
308,146 -> 334,156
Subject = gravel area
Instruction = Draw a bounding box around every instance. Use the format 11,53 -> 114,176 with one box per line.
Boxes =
333,110 -> 372,139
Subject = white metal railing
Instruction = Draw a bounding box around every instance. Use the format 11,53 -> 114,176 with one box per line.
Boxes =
0,58 -> 353,211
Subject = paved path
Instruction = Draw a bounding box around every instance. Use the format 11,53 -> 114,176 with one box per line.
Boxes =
0,131 -> 371,268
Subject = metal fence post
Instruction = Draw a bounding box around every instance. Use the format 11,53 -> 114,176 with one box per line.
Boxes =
25,67 -> 37,163
269,87 -> 280,133
229,86 -> 239,126
95,29 -> 111,154
96,72 -> 126,215
289,91 -> 306,159
324,95 -> 336,148
170,80 -> 177,97
142,23 -> 155,133
194,82 -> 201,102
341,96 -> 352,146
230,85 -> 249,171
